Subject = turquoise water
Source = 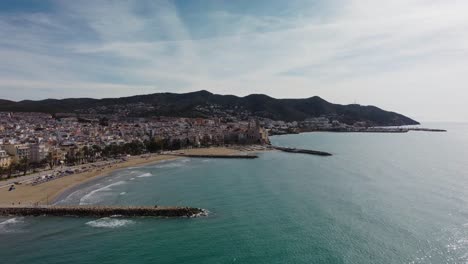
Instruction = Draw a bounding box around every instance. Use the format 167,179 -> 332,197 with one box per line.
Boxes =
1,123 -> 468,264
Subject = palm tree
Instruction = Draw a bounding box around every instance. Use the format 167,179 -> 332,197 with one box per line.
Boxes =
92,145 -> 102,161
19,157 -> 29,176
82,146 -> 92,162
0,166 -> 5,179
75,150 -> 84,165
65,152 -> 75,165
7,161 -> 17,178
45,152 -> 54,170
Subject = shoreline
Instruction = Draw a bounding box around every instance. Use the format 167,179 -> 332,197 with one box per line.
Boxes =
0,146 -> 259,207
50,155 -> 181,205
0,154 -> 180,207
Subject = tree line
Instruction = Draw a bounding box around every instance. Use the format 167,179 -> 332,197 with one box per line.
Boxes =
0,138 -> 191,179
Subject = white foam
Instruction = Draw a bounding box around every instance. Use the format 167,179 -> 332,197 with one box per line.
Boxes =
192,209 -> 210,218
54,188 -> 87,205
150,159 -> 190,169
137,172 -> 153,178
0,217 -> 25,233
86,217 -> 134,228
119,192 -> 127,195
155,163 -> 183,169
0,217 -> 23,225
79,181 -> 126,205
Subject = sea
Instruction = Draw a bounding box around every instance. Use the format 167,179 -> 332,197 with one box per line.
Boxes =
1,123 -> 468,264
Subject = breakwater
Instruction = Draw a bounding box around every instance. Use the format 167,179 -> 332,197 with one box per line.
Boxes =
0,206 -> 205,218
169,154 -> 258,159
273,146 -> 332,156
409,128 -> 447,132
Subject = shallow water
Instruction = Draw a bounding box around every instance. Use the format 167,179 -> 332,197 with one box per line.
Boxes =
1,123 -> 468,264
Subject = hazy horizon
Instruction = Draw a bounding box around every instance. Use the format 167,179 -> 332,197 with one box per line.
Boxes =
1,0 -> 467,122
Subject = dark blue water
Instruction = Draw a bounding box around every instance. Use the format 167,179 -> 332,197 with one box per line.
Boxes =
1,123 -> 468,264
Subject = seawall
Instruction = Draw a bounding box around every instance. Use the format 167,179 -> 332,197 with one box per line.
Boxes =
0,206 -> 205,218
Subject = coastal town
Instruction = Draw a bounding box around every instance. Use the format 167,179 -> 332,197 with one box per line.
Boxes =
0,111 -> 445,181
0,111 -> 272,180
0,1 -> 463,262
0,109 -> 446,210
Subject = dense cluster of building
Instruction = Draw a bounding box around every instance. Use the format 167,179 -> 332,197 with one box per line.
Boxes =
263,117 -> 400,135
0,112 -> 270,172
264,117 -> 344,135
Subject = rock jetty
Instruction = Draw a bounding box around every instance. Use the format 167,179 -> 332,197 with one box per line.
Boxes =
0,206 -> 205,218
273,146 -> 332,156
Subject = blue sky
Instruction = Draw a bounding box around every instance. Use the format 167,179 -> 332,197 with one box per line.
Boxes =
0,0 -> 467,121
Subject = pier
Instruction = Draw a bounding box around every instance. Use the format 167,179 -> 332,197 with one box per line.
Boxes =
272,146 -> 332,156
0,206 -> 205,218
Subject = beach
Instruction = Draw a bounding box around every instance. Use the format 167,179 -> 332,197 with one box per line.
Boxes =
0,155 -> 179,206
0,147 -> 254,206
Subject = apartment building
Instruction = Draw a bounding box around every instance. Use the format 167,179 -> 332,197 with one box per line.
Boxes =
0,150 -> 12,168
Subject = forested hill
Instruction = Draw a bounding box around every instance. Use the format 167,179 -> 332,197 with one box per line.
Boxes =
0,90 -> 419,126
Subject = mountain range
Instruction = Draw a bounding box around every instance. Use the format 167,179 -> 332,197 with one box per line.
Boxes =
0,90 -> 419,126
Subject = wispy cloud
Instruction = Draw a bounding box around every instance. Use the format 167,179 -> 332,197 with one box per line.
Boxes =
0,0 -> 467,121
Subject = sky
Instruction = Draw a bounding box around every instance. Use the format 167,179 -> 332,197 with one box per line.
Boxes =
0,0 -> 467,122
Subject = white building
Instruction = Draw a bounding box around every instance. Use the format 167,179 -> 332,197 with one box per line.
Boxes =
3,144 -> 30,162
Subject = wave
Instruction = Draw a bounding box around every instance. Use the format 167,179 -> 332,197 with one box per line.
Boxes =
119,192 -> 127,195
86,217 -> 134,228
192,209 -> 210,218
137,172 -> 153,178
79,181 -> 126,205
0,217 -> 25,233
155,163 -> 184,169
54,188 -> 87,205
149,159 -> 190,169
0,217 -> 23,225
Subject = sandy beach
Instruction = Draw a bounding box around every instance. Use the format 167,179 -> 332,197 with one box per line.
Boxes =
0,147 -> 255,206
0,154 -> 180,206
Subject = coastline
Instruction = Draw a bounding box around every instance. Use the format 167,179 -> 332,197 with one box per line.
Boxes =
50,155 -> 181,205
0,147 -> 258,207
0,154 -> 179,207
